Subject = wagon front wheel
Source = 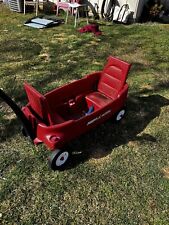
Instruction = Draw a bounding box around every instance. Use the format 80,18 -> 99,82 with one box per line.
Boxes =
115,108 -> 126,122
48,149 -> 70,170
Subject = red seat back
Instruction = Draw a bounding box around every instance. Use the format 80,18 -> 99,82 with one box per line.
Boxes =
98,56 -> 131,99
24,82 -> 49,122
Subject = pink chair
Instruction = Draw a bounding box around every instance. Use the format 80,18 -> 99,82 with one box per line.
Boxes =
56,0 -> 69,16
56,0 -> 80,16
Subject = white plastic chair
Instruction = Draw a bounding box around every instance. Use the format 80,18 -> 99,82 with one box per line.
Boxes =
24,0 -> 47,16
56,0 -> 88,27
65,2 -> 88,27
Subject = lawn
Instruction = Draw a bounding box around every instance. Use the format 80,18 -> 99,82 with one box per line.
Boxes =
0,3 -> 169,225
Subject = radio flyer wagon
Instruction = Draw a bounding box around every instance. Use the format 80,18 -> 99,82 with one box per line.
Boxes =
0,56 -> 131,170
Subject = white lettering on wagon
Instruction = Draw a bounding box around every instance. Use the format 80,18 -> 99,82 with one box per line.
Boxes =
87,109 -> 112,126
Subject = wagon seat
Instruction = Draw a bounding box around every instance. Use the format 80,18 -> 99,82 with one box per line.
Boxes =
85,56 -> 131,109
23,82 -> 65,126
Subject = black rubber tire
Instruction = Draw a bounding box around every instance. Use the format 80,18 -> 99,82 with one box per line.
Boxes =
114,108 -> 126,122
48,149 -> 70,171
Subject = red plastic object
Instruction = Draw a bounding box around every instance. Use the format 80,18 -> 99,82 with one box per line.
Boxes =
22,56 -> 131,150
79,24 -> 102,36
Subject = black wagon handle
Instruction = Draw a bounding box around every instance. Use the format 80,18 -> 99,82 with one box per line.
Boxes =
0,88 -> 35,141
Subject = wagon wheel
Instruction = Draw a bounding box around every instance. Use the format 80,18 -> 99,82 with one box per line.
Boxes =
115,108 -> 126,122
48,149 -> 70,170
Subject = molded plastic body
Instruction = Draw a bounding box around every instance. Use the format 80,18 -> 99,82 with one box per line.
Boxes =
22,56 -> 131,150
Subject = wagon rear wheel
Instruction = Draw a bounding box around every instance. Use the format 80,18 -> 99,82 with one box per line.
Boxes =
115,108 -> 126,122
48,149 -> 70,170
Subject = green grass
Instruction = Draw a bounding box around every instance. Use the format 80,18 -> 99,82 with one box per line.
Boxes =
0,3 -> 169,225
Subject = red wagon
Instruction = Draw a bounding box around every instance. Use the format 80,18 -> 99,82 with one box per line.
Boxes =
0,56 -> 131,170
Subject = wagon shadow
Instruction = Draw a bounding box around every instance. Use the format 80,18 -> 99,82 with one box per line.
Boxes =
66,94 -> 169,169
